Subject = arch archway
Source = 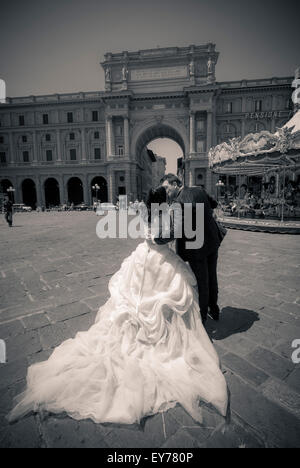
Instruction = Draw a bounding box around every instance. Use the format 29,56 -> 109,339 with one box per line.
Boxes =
133,122 -> 186,191
44,178 -> 60,208
90,176 -> 108,203
67,177 -> 83,205
22,178 -> 37,209
0,179 -> 15,202
135,123 -> 186,159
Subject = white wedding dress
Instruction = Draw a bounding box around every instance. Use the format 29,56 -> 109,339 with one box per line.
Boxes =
8,238 -> 228,425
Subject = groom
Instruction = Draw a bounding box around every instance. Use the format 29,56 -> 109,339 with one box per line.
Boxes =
160,174 -> 221,325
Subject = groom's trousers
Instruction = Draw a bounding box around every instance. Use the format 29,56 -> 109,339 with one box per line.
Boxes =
188,249 -> 219,321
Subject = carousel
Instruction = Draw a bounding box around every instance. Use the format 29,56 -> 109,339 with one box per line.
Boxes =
209,110 -> 300,234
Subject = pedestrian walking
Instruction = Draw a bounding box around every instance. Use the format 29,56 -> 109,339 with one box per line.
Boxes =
3,195 -> 13,227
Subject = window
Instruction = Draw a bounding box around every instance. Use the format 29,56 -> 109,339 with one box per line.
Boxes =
46,150 -> 53,161
94,131 -> 99,139
67,112 -> 73,123
116,125 -> 123,136
197,120 -> 205,132
19,115 -> 25,126
92,111 -> 99,122
118,145 -> 124,156
22,135 -> 27,143
0,136 -> 4,144
23,151 -> 29,162
45,134 -> 51,142
0,152 -> 6,163
43,114 -> 49,125
70,132 -> 75,140
225,102 -> 233,114
196,139 -> 205,153
94,148 -> 101,159
255,100 -> 262,112
70,148 -> 76,160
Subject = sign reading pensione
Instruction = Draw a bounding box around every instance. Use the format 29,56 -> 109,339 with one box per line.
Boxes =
0,79 -> 6,104
130,66 -> 187,81
245,111 -> 283,120
0,339 -> 6,363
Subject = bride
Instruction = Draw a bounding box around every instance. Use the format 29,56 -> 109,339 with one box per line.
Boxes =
8,186 -> 228,425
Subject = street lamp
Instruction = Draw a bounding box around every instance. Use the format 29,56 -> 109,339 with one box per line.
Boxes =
216,179 -> 225,219
7,186 -> 15,202
92,184 -> 100,201
216,180 -> 225,201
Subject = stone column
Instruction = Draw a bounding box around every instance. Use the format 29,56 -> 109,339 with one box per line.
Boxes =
125,169 -> 131,200
56,129 -> 62,162
130,165 -> 137,200
85,174 -> 91,205
32,131 -> 38,163
242,96 -> 246,113
82,175 -> 89,204
212,111 -> 217,147
124,116 -> 129,157
189,112 -> 195,154
241,119 -> 246,138
110,118 -> 115,156
9,132 -> 15,164
106,117 -> 113,157
58,175 -> 65,204
15,178 -> 22,204
81,128 -> 86,161
108,171 -> 115,203
271,118 -> 276,133
38,177 -> 45,207
35,176 -> 42,207
271,95 -> 277,133
206,170 -> 213,193
206,111 -> 213,152
189,167 -> 194,186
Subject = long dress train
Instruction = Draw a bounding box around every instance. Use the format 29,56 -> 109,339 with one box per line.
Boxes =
8,239 -> 228,424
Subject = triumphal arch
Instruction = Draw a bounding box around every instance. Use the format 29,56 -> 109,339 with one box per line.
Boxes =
101,43 -> 219,196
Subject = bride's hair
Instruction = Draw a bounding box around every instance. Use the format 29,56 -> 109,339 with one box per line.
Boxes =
145,186 -> 167,222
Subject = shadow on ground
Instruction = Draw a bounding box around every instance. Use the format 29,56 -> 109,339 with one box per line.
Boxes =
206,307 -> 260,340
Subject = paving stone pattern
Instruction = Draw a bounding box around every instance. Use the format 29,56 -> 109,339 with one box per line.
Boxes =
0,212 -> 299,448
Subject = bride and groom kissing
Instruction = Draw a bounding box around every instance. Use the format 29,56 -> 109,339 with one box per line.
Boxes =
8,173 -> 228,427
159,173 -> 222,325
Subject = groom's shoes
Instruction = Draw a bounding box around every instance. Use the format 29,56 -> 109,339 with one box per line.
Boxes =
201,310 -> 208,326
208,305 -> 220,321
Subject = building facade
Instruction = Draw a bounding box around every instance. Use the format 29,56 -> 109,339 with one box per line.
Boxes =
152,155 -> 167,188
0,43 -> 294,207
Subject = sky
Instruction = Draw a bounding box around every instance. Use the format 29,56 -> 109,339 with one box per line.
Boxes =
0,0 -> 298,171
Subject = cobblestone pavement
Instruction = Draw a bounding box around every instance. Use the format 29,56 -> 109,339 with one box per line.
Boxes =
0,211 -> 299,448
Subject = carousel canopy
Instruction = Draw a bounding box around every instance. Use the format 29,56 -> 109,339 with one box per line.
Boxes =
209,110 -> 300,175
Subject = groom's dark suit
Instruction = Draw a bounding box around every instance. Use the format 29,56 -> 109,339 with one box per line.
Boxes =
175,186 -> 220,322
